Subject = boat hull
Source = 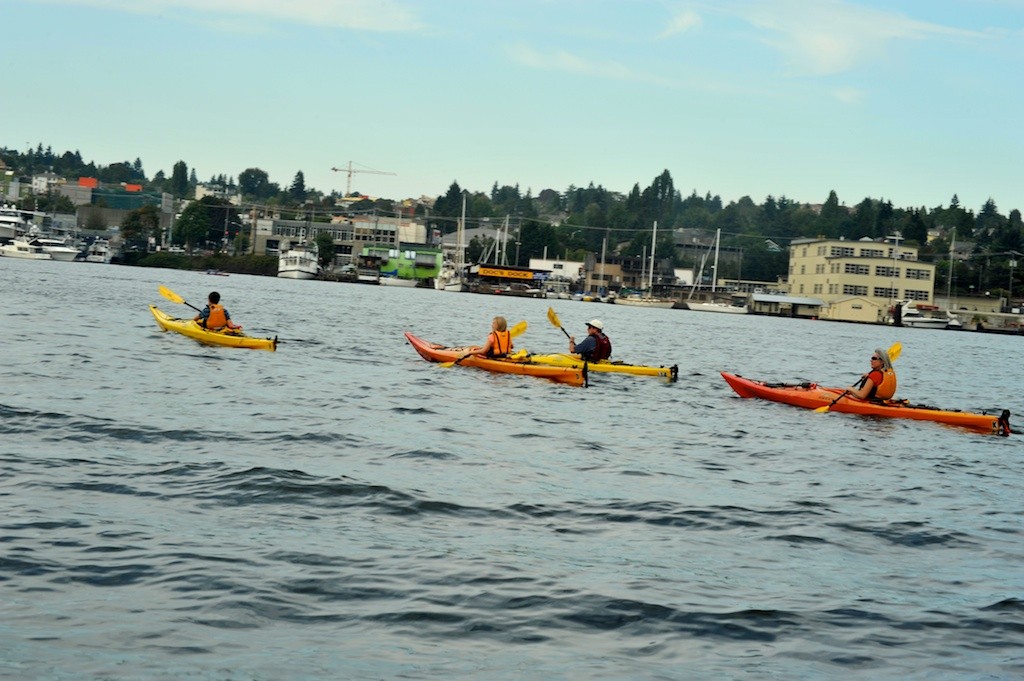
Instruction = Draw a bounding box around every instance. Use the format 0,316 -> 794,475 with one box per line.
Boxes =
684,302 -> 748,314
405,332 -> 586,386
613,297 -> 676,308
149,305 -> 277,351
721,372 -> 1010,435
380,276 -> 419,287
523,352 -> 677,380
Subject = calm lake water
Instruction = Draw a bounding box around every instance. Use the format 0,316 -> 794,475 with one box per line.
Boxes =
2,257 -> 1022,680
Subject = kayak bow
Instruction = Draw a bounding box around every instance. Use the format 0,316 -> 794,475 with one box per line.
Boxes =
721,372 -> 1010,435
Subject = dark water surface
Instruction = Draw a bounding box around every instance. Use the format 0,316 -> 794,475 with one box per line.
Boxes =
2,258 -> 1022,680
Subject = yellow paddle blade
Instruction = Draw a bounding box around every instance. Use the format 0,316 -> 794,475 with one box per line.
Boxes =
814,405 -> 831,413
439,353 -> 470,368
510,320 -> 528,337
158,285 -> 185,304
546,307 -> 562,329
888,342 -> 902,362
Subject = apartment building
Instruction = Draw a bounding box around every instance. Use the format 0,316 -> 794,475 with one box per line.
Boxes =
788,236 -> 936,322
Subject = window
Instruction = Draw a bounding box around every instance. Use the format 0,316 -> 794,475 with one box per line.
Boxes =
831,246 -> 855,257
905,290 -> 930,301
874,287 -> 897,298
860,248 -> 884,258
906,268 -> 930,280
843,285 -> 867,295
813,284 -> 823,294
815,263 -> 825,274
875,266 -> 900,278
844,263 -> 870,275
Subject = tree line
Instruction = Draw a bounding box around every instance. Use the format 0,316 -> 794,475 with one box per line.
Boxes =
3,145 -> 1021,297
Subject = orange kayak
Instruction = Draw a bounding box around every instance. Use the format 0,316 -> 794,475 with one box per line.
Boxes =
721,372 -> 1010,435
405,332 -> 587,386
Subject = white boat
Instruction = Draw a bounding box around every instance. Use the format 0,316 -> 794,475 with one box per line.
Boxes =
278,244 -> 319,280
614,221 -> 676,308
613,295 -> 676,309
897,301 -> 961,330
684,301 -> 748,314
26,229 -> 80,262
379,275 -> 418,287
0,236 -> 52,260
0,204 -> 31,239
437,196 -> 468,292
84,239 -> 112,263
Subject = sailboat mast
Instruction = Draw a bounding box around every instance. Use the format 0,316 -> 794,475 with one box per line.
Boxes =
946,228 -> 955,308
458,194 -> 466,271
711,228 -> 721,293
649,221 -> 657,291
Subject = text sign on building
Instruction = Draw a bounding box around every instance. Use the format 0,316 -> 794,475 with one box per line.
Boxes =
478,266 -> 536,281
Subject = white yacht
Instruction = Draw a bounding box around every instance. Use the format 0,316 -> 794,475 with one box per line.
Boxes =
897,301 -> 962,330
0,236 -> 52,259
278,244 -> 319,280
26,229 -> 81,262
85,239 -> 112,263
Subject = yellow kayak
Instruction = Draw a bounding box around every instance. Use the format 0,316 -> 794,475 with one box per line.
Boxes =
149,305 -> 277,351
510,350 -> 677,381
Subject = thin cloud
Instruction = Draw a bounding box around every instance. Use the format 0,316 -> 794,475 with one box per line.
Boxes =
731,0 -> 982,76
21,0 -> 423,32
507,44 -> 675,87
659,10 -> 702,39
832,86 -> 865,104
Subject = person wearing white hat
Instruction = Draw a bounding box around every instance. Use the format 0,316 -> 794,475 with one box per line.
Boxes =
569,319 -> 612,361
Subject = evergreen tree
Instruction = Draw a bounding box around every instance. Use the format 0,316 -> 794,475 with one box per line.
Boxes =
170,161 -> 189,198
290,171 -> 307,202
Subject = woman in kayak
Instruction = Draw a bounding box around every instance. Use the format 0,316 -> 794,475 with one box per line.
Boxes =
569,319 -> 612,361
473,316 -> 512,358
848,347 -> 897,400
194,291 -> 243,333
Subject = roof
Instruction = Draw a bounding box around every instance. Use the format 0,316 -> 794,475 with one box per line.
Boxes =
751,293 -> 825,306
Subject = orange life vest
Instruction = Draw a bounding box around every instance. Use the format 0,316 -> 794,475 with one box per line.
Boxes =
204,303 -> 228,330
869,368 -> 897,400
488,330 -> 511,357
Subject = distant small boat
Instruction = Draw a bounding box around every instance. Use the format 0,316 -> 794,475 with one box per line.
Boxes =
897,301 -> 961,330
614,295 -> 675,309
684,301 -> 748,314
379,275 -> 418,287
205,269 -> 229,277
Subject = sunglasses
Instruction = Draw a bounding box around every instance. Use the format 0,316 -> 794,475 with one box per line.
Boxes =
871,356 -> 882,360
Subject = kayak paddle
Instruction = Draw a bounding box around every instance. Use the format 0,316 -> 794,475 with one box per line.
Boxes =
546,307 -> 571,339
815,341 -> 902,413
439,320 -> 528,367
158,285 -> 202,313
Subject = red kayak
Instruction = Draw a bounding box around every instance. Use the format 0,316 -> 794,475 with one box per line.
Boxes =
721,372 -> 1010,435
405,332 -> 587,386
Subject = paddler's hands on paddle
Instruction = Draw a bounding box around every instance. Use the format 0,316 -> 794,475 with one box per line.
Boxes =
816,342 -> 902,413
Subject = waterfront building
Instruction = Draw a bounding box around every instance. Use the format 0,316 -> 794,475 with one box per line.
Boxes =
787,236 -> 935,323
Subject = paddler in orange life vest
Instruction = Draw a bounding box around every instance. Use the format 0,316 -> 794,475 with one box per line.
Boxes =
473,316 -> 513,358
194,291 -> 242,333
848,347 -> 897,401
569,319 -> 612,361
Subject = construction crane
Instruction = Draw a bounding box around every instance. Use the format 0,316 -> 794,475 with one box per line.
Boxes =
331,161 -> 397,197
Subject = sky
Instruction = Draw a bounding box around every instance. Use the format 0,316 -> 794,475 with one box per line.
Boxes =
4,0 -> 1023,214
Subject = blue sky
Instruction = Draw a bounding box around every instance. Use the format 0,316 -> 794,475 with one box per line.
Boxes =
5,0 -> 1022,215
